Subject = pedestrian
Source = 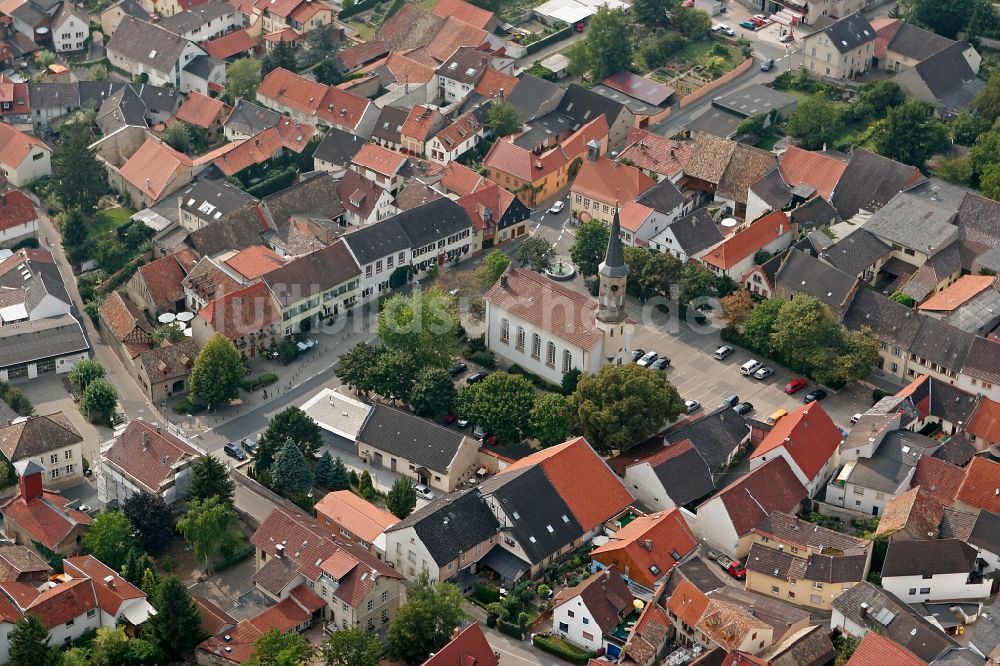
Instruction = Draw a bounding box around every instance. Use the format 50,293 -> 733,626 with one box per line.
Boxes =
262,389 -> 267,399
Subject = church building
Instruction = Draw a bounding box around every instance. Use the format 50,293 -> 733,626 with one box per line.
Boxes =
483,209 -> 634,385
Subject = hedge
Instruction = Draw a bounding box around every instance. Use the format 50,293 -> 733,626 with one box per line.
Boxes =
525,26 -> 572,55
241,373 -> 278,392
497,621 -> 523,640
338,0 -> 383,18
474,582 -> 501,604
214,544 -> 254,572
173,396 -> 207,414
246,166 -> 297,198
508,364 -> 561,393
531,634 -> 594,664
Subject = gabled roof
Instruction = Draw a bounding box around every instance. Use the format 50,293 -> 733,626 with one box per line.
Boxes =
616,201 -> 653,234
917,275 -> 996,312
107,16 -> 199,74
224,98 -> 279,137
885,22 -> 954,61
103,419 -> 200,493
0,412 -> 82,463
808,12 -> 875,53
313,127 -> 366,167
554,566 -> 632,634
846,630 -> 928,666
119,137 -> 192,202
955,457 -> 1000,514
831,150 -> 923,219
256,67 -> 371,131
874,486 -> 943,540
636,177 -> 686,215
335,39 -> 389,71
968,397 -> 1000,445
667,578 -> 709,627
401,105 -> 446,142
64,555 -> 146,618
591,510 -> 698,587
223,244 -> 284,281
911,41 -> 979,101
666,208 -> 724,258
358,403 -> 470,474
432,110 -> 483,152
911,456 -> 967,507
386,488 -> 500,565
352,142 -> 407,177
882,539 -> 977,577
0,545 -> 48,581
777,146 -> 847,201
475,68 -> 517,97
716,145 -> 776,205
684,133 -> 737,184
967,509 -> 1000,557
0,486 -> 93,551
198,281 -> 280,341
752,511 -> 867,553
774,249 -> 858,313
136,253 -> 186,312
820,228 -> 890,277
701,457 -> 807,538
422,622 -> 499,666
0,123 -> 48,169
641,439 -> 715,507
174,91 -> 226,129
263,239 -> 359,306
431,0 -> 494,29
572,157 -> 654,206
202,28 -> 256,59
702,211 -> 790,270
213,129 -> 281,176
315,490 -> 397,544
602,71 -> 674,107
618,128 -> 691,179
485,115 -> 608,183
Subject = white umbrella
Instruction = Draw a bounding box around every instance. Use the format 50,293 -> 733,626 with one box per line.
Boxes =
176,311 -> 195,322
158,312 -> 176,324
173,321 -> 187,331
183,328 -> 193,337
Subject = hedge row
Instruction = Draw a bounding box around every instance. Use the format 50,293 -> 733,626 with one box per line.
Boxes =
525,26 -> 572,55
214,544 -> 255,572
497,621 -> 523,640
338,0 -> 383,19
508,364 -> 561,392
242,373 -> 278,392
531,634 -> 594,664
246,166 -> 297,198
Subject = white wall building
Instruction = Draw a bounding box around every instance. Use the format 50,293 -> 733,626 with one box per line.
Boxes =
881,540 -> 993,603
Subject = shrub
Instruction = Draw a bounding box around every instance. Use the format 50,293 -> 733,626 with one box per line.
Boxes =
214,544 -> 254,571
172,397 -> 206,414
531,634 -> 593,664
467,335 -> 487,354
872,388 -> 890,403
241,373 -> 279,392
720,325 -> 742,345
467,350 -> 496,369
474,582 -> 501,604
497,620 -> 523,640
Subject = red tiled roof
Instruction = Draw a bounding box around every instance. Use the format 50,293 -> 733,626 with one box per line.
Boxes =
174,91 -> 227,129
0,191 -> 37,232
847,629 -> 928,666
202,28 -> 257,59
0,76 -> 31,117
380,51 -> 435,84
705,457 -> 807,537
223,245 -> 284,280
199,618 -> 262,663
619,128 -> 691,180
428,17 -> 488,62
314,490 -> 398,544
258,68 -> 324,116
337,39 -> 389,70
955,457 -> 1000,514
871,17 -> 902,61
917,275 -> 996,312
617,201 -> 653,234
457,182 -> 516,231
288,0 -> 329,23
778,146 -> 848,201
0,122 -> 48,168
119,138 -> 192,201
422,622 -> 499,666
968,398 -> 1000,445
666,578 -> 709,627
702,211 -> 790,270
352,142 -> 406,177
288,583 -> 324,613
262,26 -> 301,43
252,0 -> 298,18
431,0 -> 494,29
0,489 -> 92,550
103,420 -> 201,493
572,157 -> 655,206
64,555 -> 144,617
274,115 -> 315,152
24,578 -> 97,628
213,129 -> 282,176
401,105 -> 445,142
912,456 -> 967,507
591,509 -> 698,588
475,67 -> 517,97
750,401 -> 841,481
198,282 -> 280,341
97,292 -> 151,358
441,161 -> 490,196
501,437 -> 632,532
485,116 -> 608,183
136,254 -> 186,313
193,594 -> 236,635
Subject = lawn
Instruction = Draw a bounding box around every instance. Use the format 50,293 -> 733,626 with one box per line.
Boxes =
415,0 -> 438,9
345,19 -> 375,40
91,206 -> 134,236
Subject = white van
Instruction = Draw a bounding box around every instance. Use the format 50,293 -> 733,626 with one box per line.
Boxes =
740,359 -> 763,376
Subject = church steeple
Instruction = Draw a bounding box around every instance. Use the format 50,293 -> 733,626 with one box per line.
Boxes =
596,206 -> 628,323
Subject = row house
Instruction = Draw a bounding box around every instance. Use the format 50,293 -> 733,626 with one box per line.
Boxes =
256,67 -> 377,136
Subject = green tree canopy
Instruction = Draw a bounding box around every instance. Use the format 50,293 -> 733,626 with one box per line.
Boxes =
485,100 -> 522,136
786,94 -> 845,150
59,207 -> 88,256
972,69 -> 1000,124
261,38 -> 296,75
871,97 -> 949,168
770,296 -> 842,378
671,5 -> 712,38
388,572 -> 465,664
162,122 -> 193,153
335,341 -> 383,395
83,511 -> 136,571
9,615 -> 57,666
847,80 -> 904,122
146,576 -> 206,660
476,250 -> 512,289
899,0 -> 978,38
190,333 -> 242,407
176,497 -> 244,568
68,359 -> 106,394
189,453 -> 236,505
410,367 -> 457,417
122,491 -> 175,556
679,262 -> 718,307
368,348 -> 418,404
632,0 -> 676,26
741,297 -> 783,355
950,110 -> 990,146
570,219 -> 610,277
456,372 -> 535,444
386,476 -> 417,518
321,628 -> 381,666
530,392 -> 572,447
316,453 -> 350,491
515,236 -> 556,272
570,7 -> 635,80
378,287 -> 459,369
53,121 -> 108,214
721,289 -> 755,329
247,628 -> 314,666
226,57 -> 262,101
257,406 -> 324,469
314,450 -> 335,489
567,364 -> 684,453
980,161 -> 1000,201
271,440 -> 313,497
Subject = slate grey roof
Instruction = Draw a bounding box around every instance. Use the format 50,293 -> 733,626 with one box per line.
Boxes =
79,81 -> 127,111
882,539 -> 978,577
750,168 -> 792,212
359,403 -> 469,473
775,249 -> 858,313
864,192 -> 958,254
479,465 -> 584,564
956,192 -> 1000,271
259,172 -> 345,231
831,150 -> 923,219
11,2 -> 45,27
636,178 -> 685,214
183,55 -> 224,80
886,23 -> 954,61
107,0 -> 150,23
968,510 -> 1000,556
385,488 -> 500,565
157,2 -> 235,35
931,433 -> 977,466
962,336 -> 1000,385
313,128 -> 367,167
684,106 -> 742,139
909,314 -> 975,373
27,82 -> 81,110
557,83 -> 629,129
506,74 -> 564,123
263,240 -> 360,306
913,42 -> 980,101
187,209 -> 263,255
97,85 -> 147,135
842,287 -> 922,347
225,99 -> 280,137
820,228 -> 889,277
132,83 -> 179,114
342,198 -> 473,266
668,209 -> 724,258
846,430 -> 938,493
178,179 -> 258,225
370,106 -> 409,145
108,16 -> 198,74
814,12 -> 875,53
662,407 -> 748,471
0,314 -> 89,367
711,83 -> 797,118
650,441 -> 714,507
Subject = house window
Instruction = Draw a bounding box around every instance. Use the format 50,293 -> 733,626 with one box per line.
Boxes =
501,319 -> 509,343
853,486 -> 864,495
582,617 -> 589,625
382,591 -> 387,602
382,609 -> 389,622
64,449 -> 73,460
771,586 -> 779,593
562,350 -> 572,374
532,334 -> 541,359
65,465 -> 75,475
879,341 -> 887,351
86,609 -> 96,618
51,469 -> 60,479
368,618 -> 375,630
50,454 -> 58,464
368,600 -> 374,611
366,265 -> 373,278
567,610 -> 575,618
559,622 -> 569,632
547,342 -> 556,367
919,587 -> 931,594
516,326 -> 525,351
810,594 -> 822,604
908,588 -> 916,595
66,619 -> 74,627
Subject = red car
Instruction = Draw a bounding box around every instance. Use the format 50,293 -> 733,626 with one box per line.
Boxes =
442,414 -> 458,424
784,378 -> 807,394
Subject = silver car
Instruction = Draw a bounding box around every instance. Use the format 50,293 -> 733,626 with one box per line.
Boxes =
637,351 -> 658,367
414,484 -> 435,500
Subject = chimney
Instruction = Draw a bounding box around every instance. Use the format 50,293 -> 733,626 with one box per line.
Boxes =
642,539 -> 653,551
1,193 -> 6,207
452,626 -> 462,640
859,602 -> 868,618
104,575 -> 115,589
499,272 -> 508,288
142,431 -> 150,451
17,464 -> 43,502
146,178 -> 151,191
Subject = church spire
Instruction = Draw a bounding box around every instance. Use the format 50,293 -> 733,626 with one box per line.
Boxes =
596,205 -> 629,324
599,205 -> 628,279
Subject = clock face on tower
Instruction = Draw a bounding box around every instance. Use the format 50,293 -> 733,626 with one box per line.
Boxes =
611,285 -> 619,292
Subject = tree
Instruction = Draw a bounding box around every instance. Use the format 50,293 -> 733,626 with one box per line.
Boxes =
477,250 -> 511,289
322,628 -> 381,666
679,262 -> 717,307
583,7 -> 634,80
358,469 -> 374,498
969,128 -> 1000,177
60,648 -> 91,666
980,161 -> 1000,201
632,0 -> 676,26
9,615 -> 57,666
741,297 -> 782,354
936,155 -> 974,185
314,450 -> 335,489
190,333 -> 242,408
91,235 -> 128,272
899,0 -> 976,38
299,23 -> 337,68
515,236 -> 556,272
770,296 -> 842,380
323,455 -> 351,491
530,392 -> 572,447
162,122 -> 193,154
141,566 -> 160,597
259,407 -> 323,461
834,326 -> 881,384
456,372 -> 535,444
871,98 -> 949,168
721,290 -> 755,328
262,39 -> 296,75
670,5 -> 712,38
368,348 -> 418,403
833,633 -> 861,666
226,57 -> 262,101
176,497 -> 244,568
189,454 -> 236,505
565,39 -> 592,78
847,80 -> 905,122
637,29 -> 687,70
314,57 -> 344,85
567,364 -> 684,453
410,367 -> 457,417
121,548 -> 157,586
786,94 -> 845,150
973,69 -> 1000,123
59,207 -> 88,253
122,492 -> 175,555
271,440 -> 313,497
377,287 -> 459,369
951,110 -> 990,146
386,476 -> 417,519
83,511 -> 135,571
485,100 -> 521,137
247,628 -> 314,666
53,121 -> 107,214
93,626 -> 163,666
68,359 -> 105,394
335,341 -> 383,394
571,219 -> 610,277
388,572 -> 465,664
152,323 -> 185,346
146,576 -> 206,660
89,63 -> 109,80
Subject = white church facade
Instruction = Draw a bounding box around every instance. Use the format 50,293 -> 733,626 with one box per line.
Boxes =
484,209 -> 634,385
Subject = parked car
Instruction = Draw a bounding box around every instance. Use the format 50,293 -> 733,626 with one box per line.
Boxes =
457,417 -> 470,428
442,414 -> 458,424
740,20 -> 756,29
760,57 -> 774,71
720,394 -> 740,409
241,437 -> 255,454
223,443 -> 246,461
734,402 -> 754,416
414,484 -> 435,500
779,32 -> 794,42
850,413 -> 863,424
765,408 -> 787,425
450,362 -> 468,377
474,424 -> 487,440
632,348 -> 646,363
753,366 -> 775,380
650,357 -> 671,370
740,359 -> 763,376
713,345 -> 734,360
804,388 -> 828,402
467,371 -> 489,384
783,378 -> 807,394
684,399 -> 701,415
637,351 -> 659,367
548,200 -> 565,213
713,23 -> 735,35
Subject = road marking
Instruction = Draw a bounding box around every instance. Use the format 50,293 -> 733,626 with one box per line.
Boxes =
492,646 -> 542,665
535,222 -> 542,230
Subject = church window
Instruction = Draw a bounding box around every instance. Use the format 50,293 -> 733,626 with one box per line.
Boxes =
516,327 -> 525,351
501,319 -> 509,343
562,351 -> 572,373
532,334 -> 541,359
547,342 -> 556,367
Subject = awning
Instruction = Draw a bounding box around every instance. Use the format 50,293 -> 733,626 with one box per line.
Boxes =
481,546 -> 530,582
